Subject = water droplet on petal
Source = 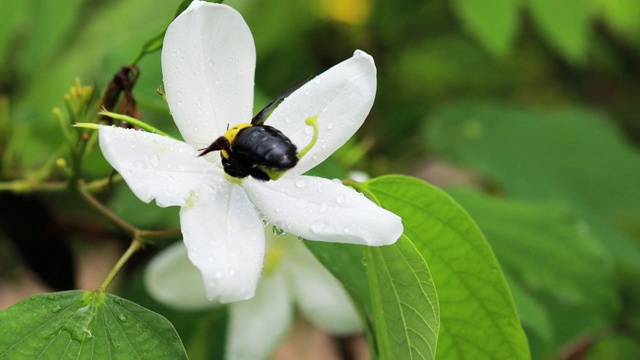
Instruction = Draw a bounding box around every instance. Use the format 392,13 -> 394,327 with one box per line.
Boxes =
311,220 -> 326,233
150,155 -> 160,167
295,179 -> 307,188
336,194 -> 345,204
344,226 -> 351,233
326,121 -> 334,130
215,271 -> 223,279
272,225 -> 285,237
275,206 -> 282,213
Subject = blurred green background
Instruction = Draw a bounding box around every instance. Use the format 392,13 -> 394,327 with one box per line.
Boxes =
1,0 -> 640,358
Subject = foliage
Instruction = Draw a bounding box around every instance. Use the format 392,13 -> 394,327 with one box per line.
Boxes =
1,0 -> 640,359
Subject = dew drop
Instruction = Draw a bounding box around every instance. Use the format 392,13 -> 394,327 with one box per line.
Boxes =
275,206 -> 282,213
51,305 -> 62,313
336,194 -> 345,204
272,225 -> 285,237
326,121 -> 334,130
47,294 -> 58,301
284,116 -> 292,124
344,226 -> 351,233
215,271 -> 223,279
150,155 -> 160,167
295,179 -> 307,188
311,220 -> 326,233
117,314 -> 127,322
314,78 -> 321,84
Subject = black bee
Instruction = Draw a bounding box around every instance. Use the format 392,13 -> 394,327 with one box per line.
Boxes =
198,79 -> 308,181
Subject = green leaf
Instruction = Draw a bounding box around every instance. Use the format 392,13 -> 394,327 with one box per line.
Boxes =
598,0 -> 640,40
426,100 -> 640,268
366,175 -> 530,360
0,291 -> 187,359
366,236 -> 439,360
452,0 -> 520,57
448,187 -> 618,309
526,0 -> 594,62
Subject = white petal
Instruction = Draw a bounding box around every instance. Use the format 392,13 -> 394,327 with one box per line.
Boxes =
144,241 -> 215,311
162,2 -> 256,149
99,126 -> 219,207
282,237 -> 362,335
242,175 -> 403,246
227,272 -> 292,360
180,182 -> 265,303
267,50 -> 376,175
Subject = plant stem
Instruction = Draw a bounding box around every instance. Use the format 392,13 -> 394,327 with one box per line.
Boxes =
0,180 -> 67,193
78,181 -> 137,236
97,238 -> 142,293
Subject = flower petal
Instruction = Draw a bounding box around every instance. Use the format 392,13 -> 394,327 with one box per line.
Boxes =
144,241 -> 215,311
282,237 -> 362,335
180,182 -> 265,303
242,175 -> 403,245
267,50 -> 376,175
162,2 -> 256,149
99,126 -> 219,207
227,272 -> 293,360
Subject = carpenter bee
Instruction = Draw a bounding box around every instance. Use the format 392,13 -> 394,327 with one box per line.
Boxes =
198,78 -> 309,181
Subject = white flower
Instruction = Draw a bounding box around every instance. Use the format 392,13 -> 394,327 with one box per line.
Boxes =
146,232 -> 361,360
98,1 -> 403,303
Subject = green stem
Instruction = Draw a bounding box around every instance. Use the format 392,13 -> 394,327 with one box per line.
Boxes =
0,180 -> 67,193
96,110 -> 174,138
97,239 -> 142,293
78,181 -> 137,236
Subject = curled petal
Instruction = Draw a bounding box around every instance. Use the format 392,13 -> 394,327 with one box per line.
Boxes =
99,126 -> 219,207
181,182 -> 265,303
227,272 -> 293,360
144,241 -> 214,311
162,2 -> 256,149
268,50 -> 376,175
282,237 -> 362,335
242,175 -> 403,246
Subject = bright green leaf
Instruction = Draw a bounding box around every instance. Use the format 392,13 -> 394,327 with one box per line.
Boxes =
452,0 -> 520,57
0,291 -> 187,359
526,0 -> 594,62
426,100 -> 640,268
366,236 -> 439,360
448,187 -> 618,309
598,0 -> 640,41
366,176 -> 529,360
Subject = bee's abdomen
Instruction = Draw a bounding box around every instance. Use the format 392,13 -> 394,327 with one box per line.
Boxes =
233,125 -> 298,170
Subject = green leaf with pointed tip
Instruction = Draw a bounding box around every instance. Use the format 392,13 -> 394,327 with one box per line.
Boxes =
0,291 -> 187,359
527,0 -> 593,62
365,175 -> 530,360
452,0 -> 520,57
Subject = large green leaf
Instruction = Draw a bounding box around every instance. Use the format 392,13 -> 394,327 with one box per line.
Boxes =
526,0 -> 594,61
365,176 -> 529,359
0,291 -> 187,359
448,187 -> 618,309
426,100 -> 640,267
452,0 -> 520,57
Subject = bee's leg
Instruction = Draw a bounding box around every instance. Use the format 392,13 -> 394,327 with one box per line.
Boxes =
198,136 -> 230,157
